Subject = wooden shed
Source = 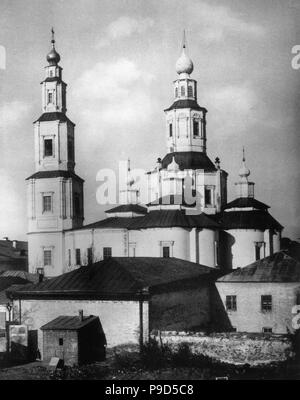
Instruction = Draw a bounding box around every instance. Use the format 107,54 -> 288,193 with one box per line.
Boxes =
40,312 -> 106,366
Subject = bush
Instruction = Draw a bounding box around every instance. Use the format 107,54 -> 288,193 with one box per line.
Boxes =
140,338 -> 171,370
171,343 -> 193,367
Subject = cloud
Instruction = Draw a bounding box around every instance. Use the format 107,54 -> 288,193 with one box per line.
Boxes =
0,101 -> 30,130
97,16 -> 154,48
71,58 -> 156,139
203,84 -> 258,135
190,2 -> 264,42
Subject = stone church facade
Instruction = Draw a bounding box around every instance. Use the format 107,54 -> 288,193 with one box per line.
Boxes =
26,33 -> 282,277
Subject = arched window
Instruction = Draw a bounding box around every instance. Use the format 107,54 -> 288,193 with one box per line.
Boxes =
169,123 -> 173,137
188,86 -> 193,97
175,87 -> 178,98
181,86 -> 185,96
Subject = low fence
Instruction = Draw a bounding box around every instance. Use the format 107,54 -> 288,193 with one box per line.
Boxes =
151,330 -> 295,366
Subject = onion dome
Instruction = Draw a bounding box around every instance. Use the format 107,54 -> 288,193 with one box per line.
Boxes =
176,46 -> 194,75
167,156 -> 180,172
238,147 -> 250,179
47,28 -> 61,65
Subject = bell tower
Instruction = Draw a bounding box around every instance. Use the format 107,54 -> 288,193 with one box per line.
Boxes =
26,29 -> 84,277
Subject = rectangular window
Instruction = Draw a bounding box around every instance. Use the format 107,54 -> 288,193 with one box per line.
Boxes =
226,295 -> 237,311
87,247 -> 93,265
262,327 -> 272,333
43,249 -> 52,266
193,120 -> 199,136
44,139 -> 53,157
59,338 -> 63,346
43,195 -> 52,212
188,86 -> 193,97
76,249 -> 81,266
68,137 -> 74,162
205,187 -> 213,206
261,295 -> 272,312
163,246 -> 170,258
47,92 -> 53,104
68,249 -> 71,267
103,247 -> 112,260
255,242 -> 266,261
169,123 -> 173,137
74,193 -> 80,217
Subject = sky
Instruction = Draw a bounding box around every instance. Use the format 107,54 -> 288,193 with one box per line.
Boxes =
0,0 -> 300,241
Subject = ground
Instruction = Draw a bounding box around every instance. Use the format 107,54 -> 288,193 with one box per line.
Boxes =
0,350 -> 300,380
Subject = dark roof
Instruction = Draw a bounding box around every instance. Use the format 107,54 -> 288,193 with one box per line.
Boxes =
217,252 -> 300,283
217,210 -> 282,230
0,276 -> 30,304
128,210 -> 219,230
40,315 -> 98,331
0,241 -> 27,259
161,152 -> 217,171
26,170 -> 84,182
34,112 -> 75,125
72,217 -> 135,231
106,204 -> 147,214
164,99 -> 207,112
0,270 -> 40,283
9,257 -> 215,300
41,77 -> 66,84
224,197 -> 269,211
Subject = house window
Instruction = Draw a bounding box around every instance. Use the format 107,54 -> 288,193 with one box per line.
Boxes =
103,247 -> 112,260
181,86 -> 185,96
43,249 -> 52,266
226,295 -> 237,311
163,246 -> 170,258
255,241 -> 266,260
169,123 -> 173,137
188,86 -> 193,97
68,249 -> 71,267
44,139 -> 53,157
47,92 -> 53,104
59,338 -> 63,346
193,120 -> 199,136
76,249 -> 81,265
261,295 -> 272,312
205,187 -> 213,207
87,247 -> 93,265
43,195 -> 52,212
262,327 -> 272,333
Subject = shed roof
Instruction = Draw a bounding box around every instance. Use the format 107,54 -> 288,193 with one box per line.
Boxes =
223,197 -> 270,211
164,99 -> 207,112
34,112 -> 75,125
40,315 -> 98,331
217,252 -> 300,283
8,257 -> 216,300
216,210 -> 282,230
26,170 -> 84,182
105,204 -> 147,215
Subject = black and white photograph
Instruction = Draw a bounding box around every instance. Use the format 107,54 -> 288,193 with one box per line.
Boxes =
0,0 -> 300,383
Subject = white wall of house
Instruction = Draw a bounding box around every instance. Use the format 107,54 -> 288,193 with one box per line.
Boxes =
215,282 -> 300,334
17,299 -> 149,358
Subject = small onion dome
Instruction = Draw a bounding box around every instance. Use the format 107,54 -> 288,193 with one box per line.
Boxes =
239,161 -> 250,178
175,47 -> 194,75
167,156 -> 180,171
47,47 -> 60,65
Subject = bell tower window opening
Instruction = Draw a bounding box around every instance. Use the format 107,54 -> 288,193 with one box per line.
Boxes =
193,120 -> 199,136
44,138 -> 53,157
74,193 -> 80,217
68,137 -> 74,162
47,91 -> 53,104
180,86 -> 185,96
49,70 -> 53,77
188,86 -> 193,97
175,87 -> 178,98
205,187 -> 213,207
169,123 -> 173,137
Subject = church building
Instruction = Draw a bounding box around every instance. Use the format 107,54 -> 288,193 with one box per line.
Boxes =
26,32 -> 282,277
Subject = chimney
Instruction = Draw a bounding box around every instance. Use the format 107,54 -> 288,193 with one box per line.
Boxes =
38,273 -> 44,283
12,240 -> 17,248
79,309 -> 84,321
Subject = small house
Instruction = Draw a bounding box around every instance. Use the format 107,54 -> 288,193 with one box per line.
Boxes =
40,313 -> 106,366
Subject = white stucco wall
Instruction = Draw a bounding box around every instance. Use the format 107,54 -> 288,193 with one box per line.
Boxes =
18,299 -> 149,357
215,282 -> 300,334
